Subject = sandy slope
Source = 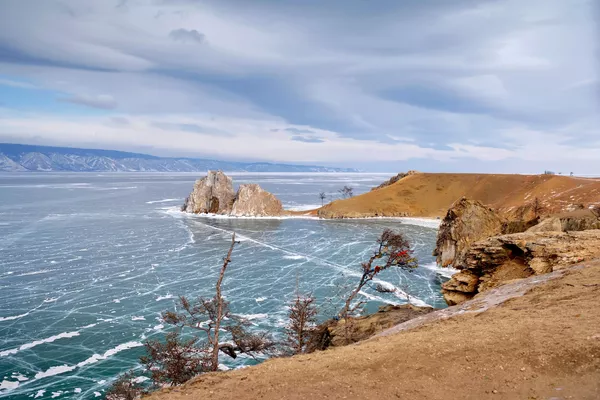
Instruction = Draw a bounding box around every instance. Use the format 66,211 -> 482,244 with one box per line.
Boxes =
317,173 -> 600,218
146,260 -> 600,400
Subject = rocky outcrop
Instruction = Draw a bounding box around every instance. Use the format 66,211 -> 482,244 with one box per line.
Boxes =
441,230 -> 600,305
526,214 -> 600,233
433,198 -> 504,268
230,184 -> 283,217
370,170 -> 419,191
310,304 -> 435,350
182,170 -> 236,214
182,171 -> 283,217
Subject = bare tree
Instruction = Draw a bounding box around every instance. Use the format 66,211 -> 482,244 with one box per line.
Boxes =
160,234 -> 274,371
338,229 -> 418,319
318,192 -> 327,206
285,293 -> 318,355
338,186 -> 354,199
532,197 -> 545,218
140,234 -> 275,389
105,370 -> 146,400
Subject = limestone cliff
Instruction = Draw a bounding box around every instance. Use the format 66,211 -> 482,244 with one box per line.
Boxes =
433,198 -> 504,268
182,170 -> 235,214
230,184 -> 283,217
441,230 -> 600,305
182,171 -> 283,217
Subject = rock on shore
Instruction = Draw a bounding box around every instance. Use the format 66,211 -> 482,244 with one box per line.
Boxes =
182,171 -> 283,217
433,198 -> 504,268
441,230 -> 600,305
182,170 -> 236,214
231,184 -> 283,217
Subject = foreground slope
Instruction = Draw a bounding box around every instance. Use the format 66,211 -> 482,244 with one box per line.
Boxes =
318,173 -> 600,218
147,261 -> 600,400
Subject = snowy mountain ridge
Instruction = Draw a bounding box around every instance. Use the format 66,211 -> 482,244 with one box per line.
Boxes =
0,143 -> 358,173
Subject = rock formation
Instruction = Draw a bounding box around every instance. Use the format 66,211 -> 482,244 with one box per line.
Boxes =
310,304 -> 435,350
526,213 -> 600,233
433,198 -> 504,268
370,170 -> 419,191
181,171 -> 283,217
441,230 -> 600,305
182,170 -> 236,214
230,184 -> 283,217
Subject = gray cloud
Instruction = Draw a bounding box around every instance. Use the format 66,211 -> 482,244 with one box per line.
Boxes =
168,28 -> 205,44
59,94 -> 117,110
284,127 -> 315,135
151,121 -> 232,136
291,135 -> 325,143
107,116 -> 130,126
0,0 -> 597,170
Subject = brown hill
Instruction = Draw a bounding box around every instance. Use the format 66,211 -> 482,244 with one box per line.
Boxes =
145,260 -> 600,400
317,173 -> 600,219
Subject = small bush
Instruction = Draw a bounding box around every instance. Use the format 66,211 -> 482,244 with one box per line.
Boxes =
140,331 -> 210,387
105,370 -> 146,400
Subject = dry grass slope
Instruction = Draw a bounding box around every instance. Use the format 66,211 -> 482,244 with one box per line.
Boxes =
317,173 -> 600,219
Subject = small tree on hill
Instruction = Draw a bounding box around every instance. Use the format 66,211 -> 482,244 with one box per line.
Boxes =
105,370 -> 146,400
532,197 -> 545,218
140,234 -> 275,388
141,331 -> 209,386
285,293 -> 318,355
338,186 -> 354,199
318,192 -> 327,206
338,229 -> 418,319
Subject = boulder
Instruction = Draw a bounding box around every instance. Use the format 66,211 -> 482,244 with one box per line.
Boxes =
441,230 -> 600,305
181,170 -> 236,214
433,198 -> 504,268
230,184 -> 284,217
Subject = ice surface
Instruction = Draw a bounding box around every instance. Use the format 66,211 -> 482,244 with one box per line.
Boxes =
0,172 -> 447,398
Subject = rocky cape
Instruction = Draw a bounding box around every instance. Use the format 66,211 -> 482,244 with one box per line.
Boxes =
143,173 -> 600,400
435,197 -> 600,305
181,171 -> 284,217
316,172 -> 600,219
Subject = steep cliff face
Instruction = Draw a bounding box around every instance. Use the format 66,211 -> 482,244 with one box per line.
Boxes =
181,172 -> 283,217
182,170 -> 236,214
230,184 -> 283,217
441,230 -> 600,305
433,198 -> 504,268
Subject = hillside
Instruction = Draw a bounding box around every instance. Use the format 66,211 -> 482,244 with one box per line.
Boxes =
146,260 -> 600,400
0,143 -> 358,173
318,172 -> 600,218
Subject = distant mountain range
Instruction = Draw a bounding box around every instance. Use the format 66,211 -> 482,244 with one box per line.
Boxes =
0,143 -> 358,173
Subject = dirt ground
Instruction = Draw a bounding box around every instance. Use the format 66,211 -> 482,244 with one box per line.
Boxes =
316,173 -> 600,218
146,260 -> 600,400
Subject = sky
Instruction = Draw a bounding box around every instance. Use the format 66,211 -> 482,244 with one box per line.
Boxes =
0,0 -> 598,172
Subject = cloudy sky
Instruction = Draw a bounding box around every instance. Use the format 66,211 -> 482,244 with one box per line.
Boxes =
0,0 -> 598,172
